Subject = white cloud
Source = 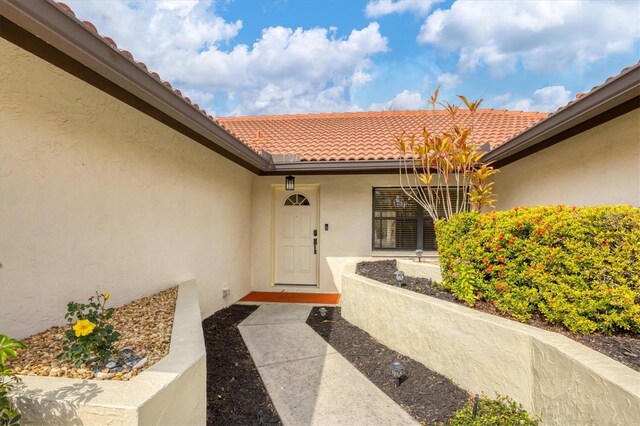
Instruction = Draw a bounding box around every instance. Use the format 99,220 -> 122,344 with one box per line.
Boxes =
65,0 -> 388,116
419,1 -> 640,76
365,0 -> 439,18
502,86 -> 572,112
369,90 -> 424,111
492,93 -> 512,104
437,72 -> 460,89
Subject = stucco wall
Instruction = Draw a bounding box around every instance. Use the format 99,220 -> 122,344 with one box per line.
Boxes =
342,273 -> 640,425
250,174 -> 416,294
397,259 -> 442,282
493,109 -> 640,209
0,39 -> 252,338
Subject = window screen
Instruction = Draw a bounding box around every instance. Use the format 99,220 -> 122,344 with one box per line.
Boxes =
372,187 -> 464,251
373,189 -> 419,250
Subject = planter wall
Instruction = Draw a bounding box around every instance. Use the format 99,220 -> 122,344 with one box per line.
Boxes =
11,280 -> 206,425
396,259 -> 442,282
341,273 -> 640,426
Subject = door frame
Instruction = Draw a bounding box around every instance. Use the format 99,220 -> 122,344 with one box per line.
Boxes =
270,184 -> 320,287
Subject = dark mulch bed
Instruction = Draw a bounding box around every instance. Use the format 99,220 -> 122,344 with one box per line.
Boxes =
202,305 -> 282,426
307,306 -> 468,425
357,260 -> 461,304
357,260 -> 640,372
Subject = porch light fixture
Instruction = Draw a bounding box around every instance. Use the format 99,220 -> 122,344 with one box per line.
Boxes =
390,362 -> 405,387
319,307 -> 327,317
415,249 -> 423,262
285,175 -> 295,191
394,270 -> 405,286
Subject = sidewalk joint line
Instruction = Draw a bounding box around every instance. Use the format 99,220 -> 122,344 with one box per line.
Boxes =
256,351 -> 338,369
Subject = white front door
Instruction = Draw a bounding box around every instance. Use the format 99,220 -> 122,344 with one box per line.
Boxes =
274,187 -> 318,285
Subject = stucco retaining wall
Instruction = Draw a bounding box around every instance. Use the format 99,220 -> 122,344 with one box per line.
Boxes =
396,259 -> 442,282
11,280 -> 206,425
341,273 -> 640,425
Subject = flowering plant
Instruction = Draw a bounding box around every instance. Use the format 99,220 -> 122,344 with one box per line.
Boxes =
58,292 -> 120,367
437,206 -> 640,334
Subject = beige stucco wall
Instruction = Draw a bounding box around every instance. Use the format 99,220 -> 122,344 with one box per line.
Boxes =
494,109 -> 640,209
250,174 -> 420,294
397,259 -> 442,282
342,273 -> 640,425
0,39 -> 252,338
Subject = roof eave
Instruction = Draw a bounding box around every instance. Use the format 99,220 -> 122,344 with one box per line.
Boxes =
264,160 -> 402,175
484,64 -> 640,167
0,0 -> 270,173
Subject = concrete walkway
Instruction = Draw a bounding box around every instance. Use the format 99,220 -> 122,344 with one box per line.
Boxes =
239,304 -> 418,426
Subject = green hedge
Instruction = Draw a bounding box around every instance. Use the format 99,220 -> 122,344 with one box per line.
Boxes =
436,205 -> 640,334
448,394 -> 538,426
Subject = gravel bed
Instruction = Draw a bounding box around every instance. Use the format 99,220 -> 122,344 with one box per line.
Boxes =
307,306 -> 468,425
10,287 -> 177,381
357,260 -> 640,372
203,305 -> 281,426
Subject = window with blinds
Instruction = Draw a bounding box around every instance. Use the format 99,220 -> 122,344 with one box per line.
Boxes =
372,187 -> 464,251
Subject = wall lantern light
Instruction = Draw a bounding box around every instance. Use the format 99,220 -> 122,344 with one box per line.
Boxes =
390,362 -> 405,387
285,175 -> 295,191
394,270 -> 405,287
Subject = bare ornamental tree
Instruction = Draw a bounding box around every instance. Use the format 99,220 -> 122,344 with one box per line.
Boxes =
397,88 -> 499,222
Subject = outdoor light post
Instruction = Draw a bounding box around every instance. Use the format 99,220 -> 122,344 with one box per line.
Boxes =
319,307 -> 327,317
393,270 -> 405,287
285,175 -> 295,191
415,249 -> 423,262
390,362 -> 404,387
472,394 -> 480,417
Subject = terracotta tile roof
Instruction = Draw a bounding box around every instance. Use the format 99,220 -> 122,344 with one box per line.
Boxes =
50,1 -> 636,166
216,110 -> 548,161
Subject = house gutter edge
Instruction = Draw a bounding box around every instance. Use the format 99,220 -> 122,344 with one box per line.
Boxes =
485,65 -> 640,167
0,0 -> 270,174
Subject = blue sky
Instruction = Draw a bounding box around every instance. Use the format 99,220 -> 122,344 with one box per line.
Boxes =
66,0 -> 640,116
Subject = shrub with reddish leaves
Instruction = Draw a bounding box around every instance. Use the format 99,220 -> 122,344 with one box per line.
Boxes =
436,205 -> 640,334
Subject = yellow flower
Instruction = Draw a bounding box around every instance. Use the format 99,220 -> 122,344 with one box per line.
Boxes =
104,292 -> 110,301
73,319 -> 96,337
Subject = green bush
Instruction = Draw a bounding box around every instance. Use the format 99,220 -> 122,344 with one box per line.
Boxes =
448,394 -> 538,426
1,334 -> 26,426
436,205 -> 640,334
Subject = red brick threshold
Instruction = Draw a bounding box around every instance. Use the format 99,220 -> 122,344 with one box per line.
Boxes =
239,291 -> 340,304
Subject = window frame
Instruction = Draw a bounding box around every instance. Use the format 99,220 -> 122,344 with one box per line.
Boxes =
371,186 -> 464,252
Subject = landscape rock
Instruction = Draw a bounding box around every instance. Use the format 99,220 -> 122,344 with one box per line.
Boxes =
10,286 -> 177,381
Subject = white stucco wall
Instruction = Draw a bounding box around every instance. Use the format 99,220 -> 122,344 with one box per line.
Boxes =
250,174 -> 416,294
0,39 -> 252,338
493,109 -> 640,209
342,273 -> 640,425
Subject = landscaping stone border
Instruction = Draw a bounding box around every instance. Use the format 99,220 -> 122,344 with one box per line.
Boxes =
341,272 -> 640,426
11,280 -> 205,425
